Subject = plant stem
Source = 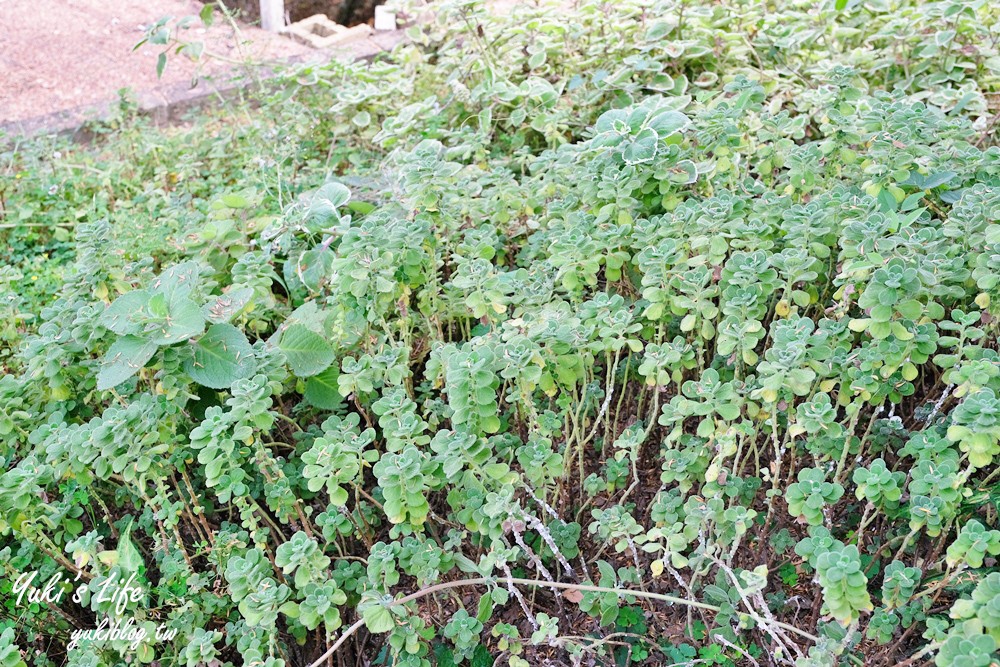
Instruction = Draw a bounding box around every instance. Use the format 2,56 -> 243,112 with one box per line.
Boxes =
306,576 -> 829,667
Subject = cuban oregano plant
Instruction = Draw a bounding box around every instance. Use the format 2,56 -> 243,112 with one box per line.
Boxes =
2,0 -> 1000,666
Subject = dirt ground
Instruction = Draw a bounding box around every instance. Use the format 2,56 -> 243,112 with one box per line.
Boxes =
0,0 -> 314,124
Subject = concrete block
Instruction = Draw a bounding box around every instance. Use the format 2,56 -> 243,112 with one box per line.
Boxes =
283,14 -> 373,49
374,5 -> 397,31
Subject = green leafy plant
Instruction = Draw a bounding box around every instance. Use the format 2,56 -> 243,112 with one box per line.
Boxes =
443,609 -> 484,660
853,459 -> 904,509
881,560 -> 922,609
815,544 -> 873,625
786,469 -> 845,527
274,532 -> 331,588
946,520 -> 1000,569
4,0 -> 1000,665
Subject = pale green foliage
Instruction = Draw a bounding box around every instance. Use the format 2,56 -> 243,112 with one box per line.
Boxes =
947,520 -> 1000,569
786,468 -> 844,527
3,0 -> 1000,665
815,545 -> 873,625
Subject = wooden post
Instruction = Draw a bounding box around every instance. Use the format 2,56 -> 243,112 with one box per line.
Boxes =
260,0 -> 285,31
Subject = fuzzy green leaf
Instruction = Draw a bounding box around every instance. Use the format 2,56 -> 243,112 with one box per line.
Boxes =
184,324 -> 255,389
97,335 -> 158,390
303,364 -> 343,410
279,324 -> 335,377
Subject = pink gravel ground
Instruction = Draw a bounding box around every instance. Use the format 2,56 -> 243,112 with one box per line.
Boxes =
0,0 -> 313,124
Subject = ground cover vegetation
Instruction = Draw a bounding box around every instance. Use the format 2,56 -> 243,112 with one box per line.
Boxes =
3,0 -> 1000,665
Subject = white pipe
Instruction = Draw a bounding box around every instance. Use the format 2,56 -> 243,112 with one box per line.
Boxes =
259,0 -> 285,31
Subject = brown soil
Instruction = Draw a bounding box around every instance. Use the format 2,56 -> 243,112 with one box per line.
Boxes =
0,0 -> 312,124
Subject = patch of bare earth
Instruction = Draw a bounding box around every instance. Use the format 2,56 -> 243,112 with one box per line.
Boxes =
0,0 -> 312,124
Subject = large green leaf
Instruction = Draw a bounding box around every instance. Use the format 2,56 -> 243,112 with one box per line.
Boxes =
297,247 -> 334,292
623,127 -> 658,165
97,335 -> 158,390
155,260 -> 203,300
146,295 -> 206,346
221,192 -> 250,208
306,182 -> 351,230
303,364 -> 343,410
100,290 -> 149,335
203,288 -> 255,324
646,108 -> 689,138
185,324 -> 255,389
595,108 -> 628,134
117,520 -> 145,573
279,324 -> 335,377
362,604 -> 395,633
